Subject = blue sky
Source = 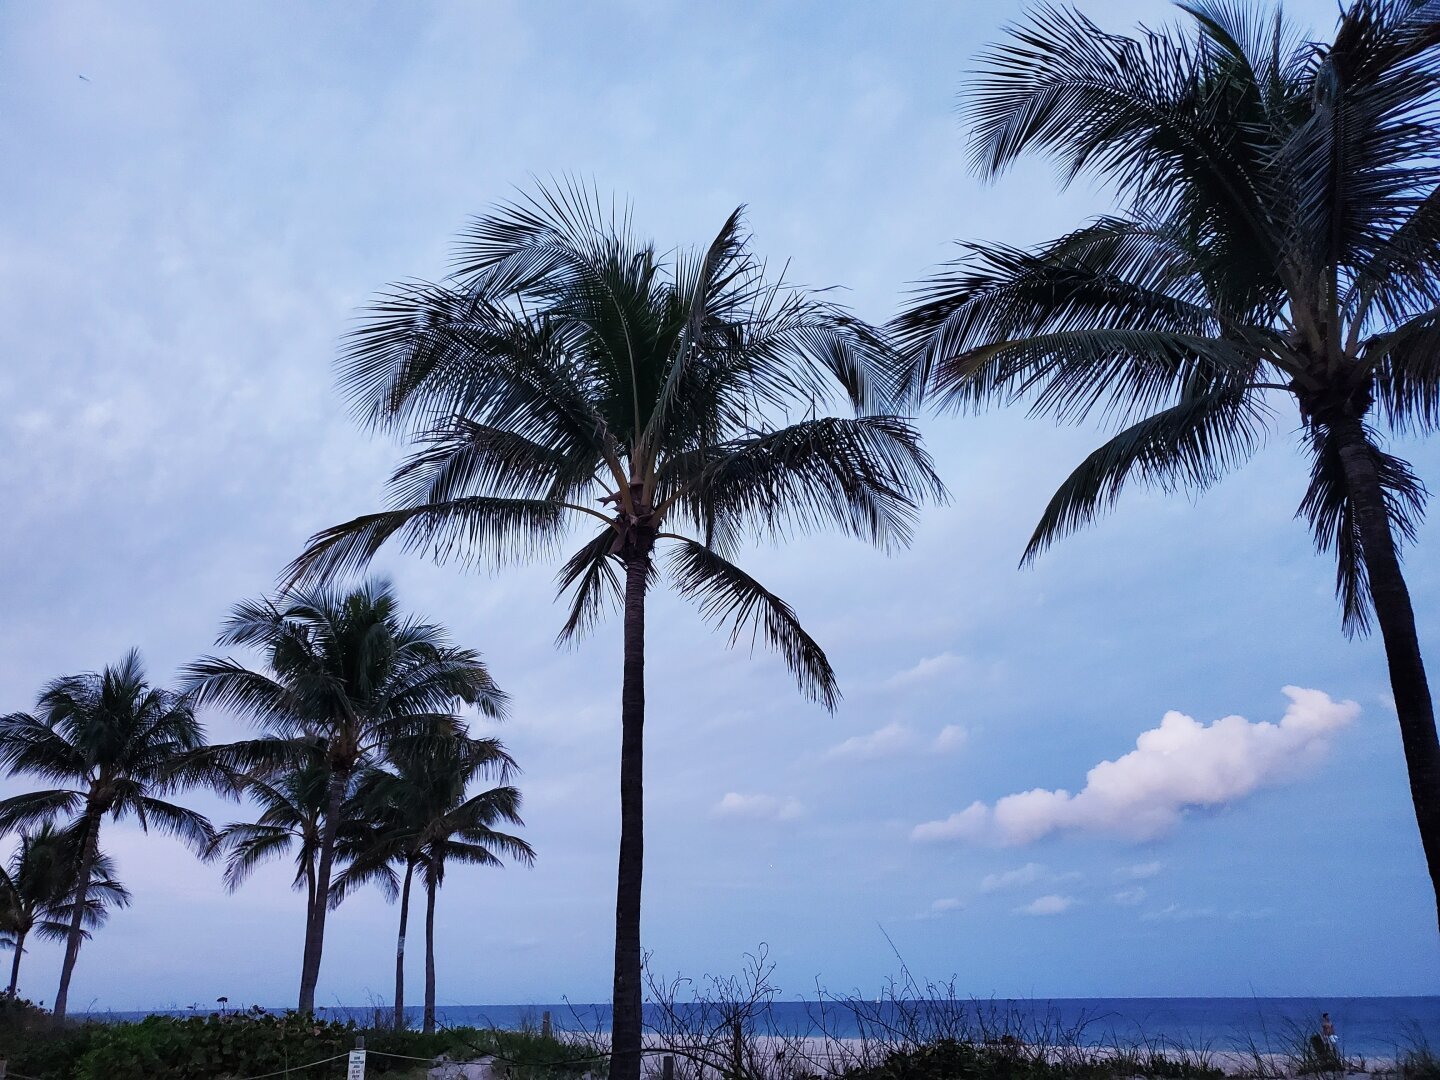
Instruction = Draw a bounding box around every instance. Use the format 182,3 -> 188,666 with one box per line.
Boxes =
1,0 -> 1436,1012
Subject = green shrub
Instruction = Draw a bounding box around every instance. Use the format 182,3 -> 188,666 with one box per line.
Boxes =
841,1038 -> 1224,1080
74,1012 -> 356,1080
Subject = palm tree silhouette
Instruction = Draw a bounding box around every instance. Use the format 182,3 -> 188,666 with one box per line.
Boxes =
896,0 -> 1440,924
211,755 -> 333,933
285,183 -> 943,1079
0,650 -> 217,1018
343,733 -> 530,1033
184,579 -> 507,1013
0,823 -> 130,998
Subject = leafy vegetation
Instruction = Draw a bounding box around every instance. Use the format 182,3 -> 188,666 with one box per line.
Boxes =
839,1039 -> 1224,1080
0,1004 -> 599,1080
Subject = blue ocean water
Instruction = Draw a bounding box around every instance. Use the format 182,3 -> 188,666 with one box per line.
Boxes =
312,998 -> 1440,1059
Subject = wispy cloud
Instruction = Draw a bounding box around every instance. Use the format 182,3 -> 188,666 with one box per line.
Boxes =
1112,887 -> 1147,906
981,862 -> 1047,892
933,724 -> 968,753
712,792 -> 804,822
885,652 -> 962,688
1117,861 -> 1165,880
911,688 -> 1358,845
1017,895 -> 1075,916
826,721 -> 917,760
827,721 -> 968,760
1141,904 -> 1217,923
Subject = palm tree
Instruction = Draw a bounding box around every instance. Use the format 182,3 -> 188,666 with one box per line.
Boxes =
894,2 -> 1440,923
282,182 -> 944,1080
211,755 -> 333,932
0,650 -> 218,1019
183,579 -> 508,1014
343,733 -> 529,1033
0,824 -> 131,998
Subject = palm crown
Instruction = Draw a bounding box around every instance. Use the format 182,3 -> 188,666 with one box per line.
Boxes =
341,732 -> 530,1033
894,0 -> 1440,924
897,0 -> 1440,628
0,822 -> 130,998
0,648 -> 215,1018
212,756 -> 336,919
288,184 -> 944,703
183,578 -> 509,1014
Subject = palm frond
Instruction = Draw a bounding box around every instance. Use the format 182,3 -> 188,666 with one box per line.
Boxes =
0,790 -> 82,833
283,497 -> 569,589
1299,424 -> 1428,636
665,538 -> 839,710
1024,381 -> 1272,561
665,416 -> 946,554
554,529 -> 624,645
129,797 -> 216,857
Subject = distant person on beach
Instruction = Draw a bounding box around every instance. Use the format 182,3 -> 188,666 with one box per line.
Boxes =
1322,1013 -> 1338,1049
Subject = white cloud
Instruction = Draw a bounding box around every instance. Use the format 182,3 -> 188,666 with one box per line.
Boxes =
910,688 -> 1359,846
912,896 -> 967,921
1118,861 -> 1164,880
1142,904 -> 1217,922
712,792 -> 804,821
1017,895 -> 1075,916
1113,887 -> 1147,906
885,652 -> 962,688
910,802 -> 990,843
826,721 -> 967,760
933,724 -> 968,753
981,862 -> 1047,892
826,721 -> 917,760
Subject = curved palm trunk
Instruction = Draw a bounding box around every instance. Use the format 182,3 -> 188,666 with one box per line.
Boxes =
1333,417 -> 1440,930
8,926 -> 27,997
394,858 -> 415,1029
611,556 -> 648,1080
54,804 -> 102,1022
298,767 -> 348,1014
422,872 -> 437,1035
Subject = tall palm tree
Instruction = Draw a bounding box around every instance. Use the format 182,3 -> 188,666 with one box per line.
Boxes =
0,650 -> 218,1019
338,733 -> 522,1031
283,182 -> 944,1080
0,823 -> 130,999
183,579 -> 509,1014
894,2 -> 1440,923
212,755 -> 333,932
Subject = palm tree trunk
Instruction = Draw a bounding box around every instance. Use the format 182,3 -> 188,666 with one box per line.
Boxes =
1333,416 -> 1440,930
304,851 -> 317,935
422,872 -> 437,1035
298,767 -> 348,1014
8,927 -> 26,997
53,803 -> 102,1022
394,858 -> 415,1030
611,555 -> 648,1080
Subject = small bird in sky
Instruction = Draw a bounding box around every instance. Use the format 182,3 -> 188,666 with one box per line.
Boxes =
77,74 -> 90,82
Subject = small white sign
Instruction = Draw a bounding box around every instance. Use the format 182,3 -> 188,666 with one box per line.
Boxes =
347,1049 -> 367,1079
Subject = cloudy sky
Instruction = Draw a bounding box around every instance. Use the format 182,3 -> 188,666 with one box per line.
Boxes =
2,0 -> 1437,1013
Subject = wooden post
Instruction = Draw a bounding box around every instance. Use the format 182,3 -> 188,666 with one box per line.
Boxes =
348,1035 -> 367,1079
662,1055 -> 674,1080
542,1010 -> 552,1038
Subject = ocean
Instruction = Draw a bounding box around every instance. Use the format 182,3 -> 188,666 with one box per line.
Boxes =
299,997 -> 1440,1059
